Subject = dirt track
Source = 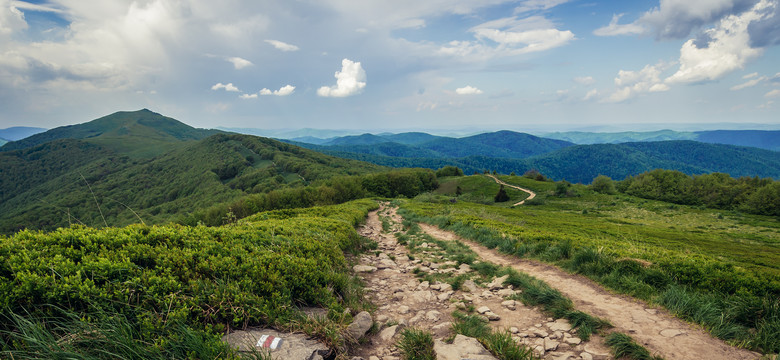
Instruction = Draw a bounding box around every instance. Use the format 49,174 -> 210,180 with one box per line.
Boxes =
485,174 -> 536,206
418,223 -> 761,360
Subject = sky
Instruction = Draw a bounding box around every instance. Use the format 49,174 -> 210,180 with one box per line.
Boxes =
1,0 -> 779,132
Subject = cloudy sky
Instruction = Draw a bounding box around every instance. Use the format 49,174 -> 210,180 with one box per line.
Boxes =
1,0 -> 779,132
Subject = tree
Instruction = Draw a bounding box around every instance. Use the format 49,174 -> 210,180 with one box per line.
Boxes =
494,185 -> 510,202
591,175 -> 616,194
455,185 -> 463,196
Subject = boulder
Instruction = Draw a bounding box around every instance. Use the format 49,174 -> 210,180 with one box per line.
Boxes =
487,275 -> 509,290
347,311 -> 373,339
433,335 -> 497,360
461,280 -> 478,293
378,325 -> 400,344
222,328 -> 330,360
353,265 -> 377,273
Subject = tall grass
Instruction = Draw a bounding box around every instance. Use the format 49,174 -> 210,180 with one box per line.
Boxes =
397,328 -> 436,360
605,333 -> 664,360
450,312 -> 534,360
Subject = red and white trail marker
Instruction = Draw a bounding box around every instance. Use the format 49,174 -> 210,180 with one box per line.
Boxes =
256,334 -> 283,350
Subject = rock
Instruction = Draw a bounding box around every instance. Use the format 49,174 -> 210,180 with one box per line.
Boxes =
377,259 -> 396,269
437,291 -> 453,301
378,325 -> 400,344
398,305 -> 410,314
222,328 -> 330,359
376,314 -> 389,323
544,338 -> 560,351
476,306 -> 491,314
378,252 -> 389,259
426,310 -> 442,322
532,329 -> 549,338
501,300 -> 517,310
481,290 -> 494,298
353,265 -> 377,273
487,275 -> 509,290
458,264 -> 472,273
509,327 -> 519,334
496,289 -> 516,297
454,302 -> 467,310
485,312 -> 501,321
369,356 -> 380,360
410,290 -> 434,303
461,280 -> 478,293
433,334 -> 498,360
418,281 -> 430,290
346,311 -> 373,339
548,319 -> 573,332
660,329 -> 685,338
580,352 -> 593,360
564,336 -> 581,345
432,322 -> 452,337
438,283 -> 453,292
552,352 -> 577,360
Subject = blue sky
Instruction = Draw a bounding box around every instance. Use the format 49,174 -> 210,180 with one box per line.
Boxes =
1,0 -> 779,132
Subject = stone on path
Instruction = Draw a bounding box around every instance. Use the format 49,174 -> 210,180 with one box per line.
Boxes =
548,319 -> 572,332
378,325 -> 400,344
487,275 -> 509,290
222,328 -> 330,360
347,311 -> 373,340
353,265 -> 377,273
461,279 -> 478,293
660,329 -> 685,337
433,334 -> 498,360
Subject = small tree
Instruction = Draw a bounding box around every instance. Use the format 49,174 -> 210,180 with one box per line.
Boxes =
494,185 -> 510,202
591,175 -> 616,194
455,185 -> 463,196
510,172 -> 516,176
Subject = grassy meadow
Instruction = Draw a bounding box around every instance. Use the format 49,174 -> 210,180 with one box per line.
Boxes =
402,174 -> 780,354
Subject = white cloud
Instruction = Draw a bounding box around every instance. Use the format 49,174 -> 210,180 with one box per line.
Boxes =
264,39 -> 300,52
212,82 -> 240,92
606,62 -> 671,102
573,76 -> 595,85
514,0 -> 571,14
239,93 -> 258,99
766,89 -> 780,98
637,0 -> 759,39
317,59 -> 366,97
227,57 -> 253,69
259,85 -> 295,96
583,89 -> 599,101
665,0 -> 771,85
455,85 -> 483,95
1,0 -> 28,36
743,72 -> 759,79
593,14 -> 645,36
468,16 -> 575,55
731,76 -> 767,90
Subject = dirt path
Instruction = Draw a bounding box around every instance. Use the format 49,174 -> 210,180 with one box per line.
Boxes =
486,174 -> 536,206
418,223 -> 761,360
352,204 -> 616,360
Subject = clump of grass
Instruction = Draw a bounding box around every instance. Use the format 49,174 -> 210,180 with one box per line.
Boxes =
605,333 -> 664,360
397,328 -> 436,360
450,312 -> 533,360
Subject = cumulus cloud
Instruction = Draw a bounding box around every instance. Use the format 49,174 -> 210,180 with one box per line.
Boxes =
468,16 -> 575,55
606,62 -> 671,102
594,14 -> 645,36
259,85 -> 295,96
0,0 -> 27,36
731,75 -> 767,90
583,89 -> 599,101
227,57 -> 253,69
264,39 -> 300,52
573,76 -> 595,85
638,0 -> 758,39
239,93 -> 258,99
514,0 -> 571,14
317,59 -> 366,97
455,85 -> 483,95
211,82 -> 240,92
665,0 -> 772,85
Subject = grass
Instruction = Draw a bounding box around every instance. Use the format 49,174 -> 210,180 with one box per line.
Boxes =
397,328 -> 436,360
605,333 -> 664,360
434,175 -> 530,206
399,182 -> 780,354
450,312 -> 534,360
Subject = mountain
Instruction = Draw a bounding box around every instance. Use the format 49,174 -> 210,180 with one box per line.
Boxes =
695,130 -> 780,151
539,129 -> 780,151
0,109 -> 220,157
417,130 -> 574,158
0,110 -> 385,233
0,139 -> 6,146
324,133 -> 388,146
0,126 -> 47,141
381,132 -> 444,145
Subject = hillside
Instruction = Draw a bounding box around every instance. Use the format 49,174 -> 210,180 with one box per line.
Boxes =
0,109 -> 220,157
308,141 -> 780,183
695,130 -> 780,151
540,129 -> 780,151
0,121 -> 385,233
0,126 -> 47,141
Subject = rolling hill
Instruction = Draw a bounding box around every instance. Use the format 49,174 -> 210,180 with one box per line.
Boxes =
0,109 -> 221,157
0,126 -> 47,141
541,129 -> 780,151
0,111 -> 385,233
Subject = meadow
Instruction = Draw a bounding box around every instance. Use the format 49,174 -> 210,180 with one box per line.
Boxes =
401,174 -> 780,354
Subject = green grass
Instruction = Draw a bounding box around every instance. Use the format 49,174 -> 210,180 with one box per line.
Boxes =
397,328 -> 436,360
450,312 -> 534,360
605,333 -> 664,360
435,175 -> 531,206
399,185 -> 780,354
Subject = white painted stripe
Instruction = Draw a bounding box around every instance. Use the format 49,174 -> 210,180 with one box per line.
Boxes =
270,337 -> 283,350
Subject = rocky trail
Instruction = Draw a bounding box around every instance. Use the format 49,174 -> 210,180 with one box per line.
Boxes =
350,203 -> 615,360
417,224 -> 760,360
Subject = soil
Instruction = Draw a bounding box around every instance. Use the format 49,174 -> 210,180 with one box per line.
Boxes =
485,174 -> 536,206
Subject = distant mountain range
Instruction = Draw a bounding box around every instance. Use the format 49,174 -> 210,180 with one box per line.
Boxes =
0,126 -> 47,144
541,130 -> 780,151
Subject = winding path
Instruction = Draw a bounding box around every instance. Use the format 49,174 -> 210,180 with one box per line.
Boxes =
485,174 -> 536,206
417,223 -> 760,360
